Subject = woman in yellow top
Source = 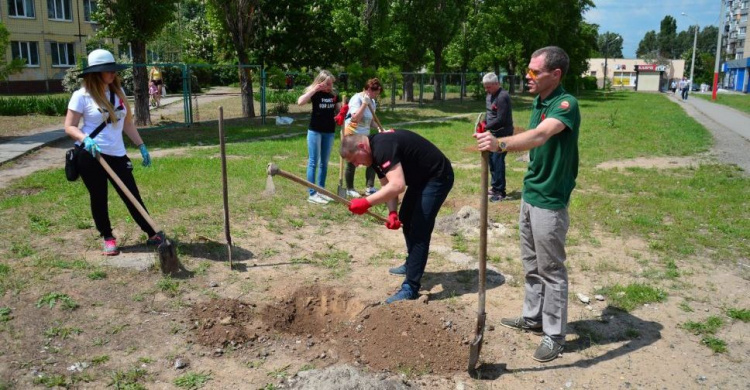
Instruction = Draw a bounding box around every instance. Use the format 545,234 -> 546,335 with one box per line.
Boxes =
149,66 -> 164,106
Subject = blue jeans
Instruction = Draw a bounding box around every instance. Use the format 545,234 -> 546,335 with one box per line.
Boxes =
489,150 -> 508,194
306,130 -> 334,196
399,172 -> 454,291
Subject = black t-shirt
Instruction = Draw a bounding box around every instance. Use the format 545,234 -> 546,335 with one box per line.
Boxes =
369,129 -> 452,188
308,91 -> 338,133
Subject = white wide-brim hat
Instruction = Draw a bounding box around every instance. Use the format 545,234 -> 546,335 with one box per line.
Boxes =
79,49 -> 129,77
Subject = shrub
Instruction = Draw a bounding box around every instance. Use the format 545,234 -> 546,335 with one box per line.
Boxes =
581,75 -> 598,90
0,95 -> 68,116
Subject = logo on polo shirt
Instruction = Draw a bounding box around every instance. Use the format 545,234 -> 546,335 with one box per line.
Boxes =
560,101 -> 570,110
381,160 -> 391,170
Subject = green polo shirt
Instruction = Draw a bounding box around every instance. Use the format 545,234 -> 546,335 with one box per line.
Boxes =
522,85 -> 580,210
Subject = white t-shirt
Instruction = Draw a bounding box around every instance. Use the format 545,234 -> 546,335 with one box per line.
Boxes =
68,87 -> 128,157
345,92 -> 376,135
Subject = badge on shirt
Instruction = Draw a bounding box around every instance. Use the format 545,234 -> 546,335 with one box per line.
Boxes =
381,160 -> 391,170
560,101 -> 570,110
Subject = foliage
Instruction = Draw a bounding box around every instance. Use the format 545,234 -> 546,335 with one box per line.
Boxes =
265,66 -> 287,90
0,22 -> 25,80
0,96 -> 68,116
93,0 -> 180,125
595,32 -> 624,58
580,76 -> 598,90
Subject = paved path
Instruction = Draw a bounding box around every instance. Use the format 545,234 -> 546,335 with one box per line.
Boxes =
669,91 -> 750,174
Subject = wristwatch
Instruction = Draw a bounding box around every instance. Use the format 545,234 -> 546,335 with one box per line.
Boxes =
498,141 -> 508,153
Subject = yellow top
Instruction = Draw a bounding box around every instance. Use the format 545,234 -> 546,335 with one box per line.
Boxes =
150,68 -> 162,80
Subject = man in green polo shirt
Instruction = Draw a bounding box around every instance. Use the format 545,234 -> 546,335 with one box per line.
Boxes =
474,46 -> 580,362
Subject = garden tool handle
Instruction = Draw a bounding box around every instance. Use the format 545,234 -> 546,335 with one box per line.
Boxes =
96,154 -> 161,234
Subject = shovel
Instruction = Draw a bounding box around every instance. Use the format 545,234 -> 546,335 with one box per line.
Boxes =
265,163 -> 388,224
218,107 -> 233,270
337,95 -> 347,198
95,154 -> 179,274
469,112 -> 488,372
366,101 -> 387,133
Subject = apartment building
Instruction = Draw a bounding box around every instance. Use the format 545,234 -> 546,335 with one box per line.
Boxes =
722,0 -> 750,92
1,0 -> 110,93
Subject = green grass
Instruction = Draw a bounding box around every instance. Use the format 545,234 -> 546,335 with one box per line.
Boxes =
36,292 -> 79,310
694,93 -> 750,115
596,283 -> 667,312
681,315 -> 728,353
726,307 -> 750,322
174,371 -> 212,389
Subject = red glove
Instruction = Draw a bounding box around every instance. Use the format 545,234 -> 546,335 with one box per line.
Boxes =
348,198 -> 371,215
334,104 -> 349,126
476,120 -> 486,134
385,211 -> 401,230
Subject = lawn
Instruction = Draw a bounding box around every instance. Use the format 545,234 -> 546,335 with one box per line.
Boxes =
694,92 -> 750,115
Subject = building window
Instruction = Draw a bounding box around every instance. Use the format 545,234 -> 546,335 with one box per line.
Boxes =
8,0 -> 36,17
47,0 -> 72,21
51,42 -> 76,66
83,0 -> 98,22
11,41 -> 40,66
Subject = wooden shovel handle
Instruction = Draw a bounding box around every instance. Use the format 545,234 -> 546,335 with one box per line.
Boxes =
273,167 -> 388,224
96,154 -> 161,234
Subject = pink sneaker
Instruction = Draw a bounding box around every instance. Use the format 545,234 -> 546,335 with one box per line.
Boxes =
102,237 -> 120,256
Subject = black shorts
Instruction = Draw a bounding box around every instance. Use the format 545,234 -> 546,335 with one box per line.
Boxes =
152,79 -> 163,86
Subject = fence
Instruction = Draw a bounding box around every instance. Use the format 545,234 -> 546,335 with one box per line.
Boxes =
126,65 -> 499,129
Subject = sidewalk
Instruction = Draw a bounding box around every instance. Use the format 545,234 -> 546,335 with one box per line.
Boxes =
673,91 -> 750,140
0,95 -> 184,166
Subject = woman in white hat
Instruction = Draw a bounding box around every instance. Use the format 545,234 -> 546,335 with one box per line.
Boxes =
64,49 -> 161,256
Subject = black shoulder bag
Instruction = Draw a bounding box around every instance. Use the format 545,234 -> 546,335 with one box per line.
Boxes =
65,92 -> 115,181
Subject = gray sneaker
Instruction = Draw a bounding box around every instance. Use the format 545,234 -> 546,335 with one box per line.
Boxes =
499,316 -> 543,335
532,335 -> 564,362
388,263 -> 406,275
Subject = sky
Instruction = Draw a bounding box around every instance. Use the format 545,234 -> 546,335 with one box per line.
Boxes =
584,0 -> 724,58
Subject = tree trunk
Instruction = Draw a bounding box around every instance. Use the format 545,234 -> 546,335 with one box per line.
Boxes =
239,66 -> 255,118
432,49 -> 443,101
131,40 -> 151,126
404,74 -> 414,102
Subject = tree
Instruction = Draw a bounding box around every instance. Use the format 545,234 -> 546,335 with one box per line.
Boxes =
658,15 -> 678,59
205,0 -> 260,118
0,22 -> 25,81
94,0 -> 179,125
595,32 -> 624,58
636,30 -> 658,58
399,0 -> 466,100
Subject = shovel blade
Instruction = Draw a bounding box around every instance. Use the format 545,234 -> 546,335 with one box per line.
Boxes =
158,239 -> 180,275
468,312 -> 486,372
337,184 -> 347,198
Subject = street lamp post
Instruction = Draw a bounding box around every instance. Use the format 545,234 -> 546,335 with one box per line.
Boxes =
602,36 -> 621,90
681,12 -> 699,93
712,0 -> 726,100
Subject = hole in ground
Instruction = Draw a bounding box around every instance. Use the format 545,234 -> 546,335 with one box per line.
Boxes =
261,285 -> 365,337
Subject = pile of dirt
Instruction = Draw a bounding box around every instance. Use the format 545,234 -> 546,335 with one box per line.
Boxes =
340,303 -> 470,373
188,298 -> 258,348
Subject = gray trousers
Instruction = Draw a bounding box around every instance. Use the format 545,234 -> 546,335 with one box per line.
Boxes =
519,199 -> 569,342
